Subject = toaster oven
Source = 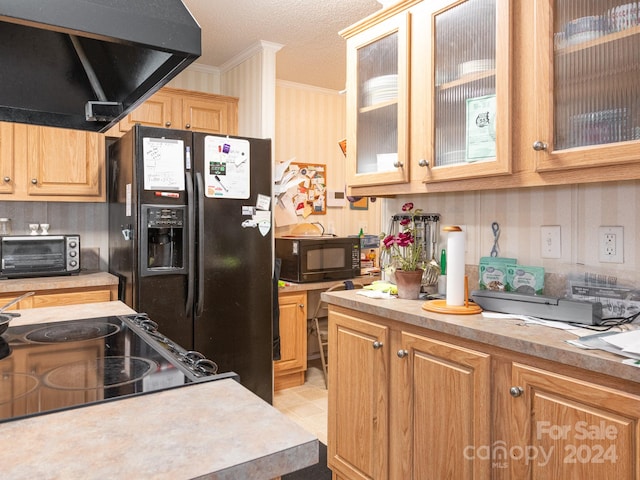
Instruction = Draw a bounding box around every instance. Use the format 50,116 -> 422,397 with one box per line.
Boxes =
0,235 -> 81,279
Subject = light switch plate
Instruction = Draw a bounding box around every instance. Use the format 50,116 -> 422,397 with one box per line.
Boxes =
541,225 -> 561,259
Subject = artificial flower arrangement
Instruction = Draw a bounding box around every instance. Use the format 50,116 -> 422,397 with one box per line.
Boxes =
380,202 -> 423,272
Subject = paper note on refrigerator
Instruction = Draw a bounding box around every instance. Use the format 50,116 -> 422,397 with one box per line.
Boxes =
142,137 -> 185,191
203,136 -> 250,199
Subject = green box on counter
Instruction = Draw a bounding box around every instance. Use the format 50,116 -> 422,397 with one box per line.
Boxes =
506,265 -> 545,295
479,256 -> 517,291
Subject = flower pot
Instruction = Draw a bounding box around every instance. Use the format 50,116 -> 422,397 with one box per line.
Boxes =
394,269 -> 424,299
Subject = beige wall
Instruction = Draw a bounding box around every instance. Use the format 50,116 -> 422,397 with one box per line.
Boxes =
383,180 -> 640,286
274,80 -> 381,238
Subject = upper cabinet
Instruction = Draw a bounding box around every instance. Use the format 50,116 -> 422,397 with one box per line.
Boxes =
342,0 -> 512,190
342,0 -> 640,195
0,123 -> 105,202
116,87 -> 239,136
416,0 -> 512,183
343,10 -> 410,187
533,0 -> 640,172
0,122 -> 14,195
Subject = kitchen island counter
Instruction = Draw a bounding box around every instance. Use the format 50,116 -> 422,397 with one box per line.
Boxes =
0,302 -> 318,479
322,290 -> 640,386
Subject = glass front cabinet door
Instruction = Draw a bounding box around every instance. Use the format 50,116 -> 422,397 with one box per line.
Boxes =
415,0 -> 512,183
534,0 -> 640,171
343,9 -> 410,187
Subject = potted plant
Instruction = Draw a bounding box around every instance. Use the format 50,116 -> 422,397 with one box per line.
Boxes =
380,202 -> 424,299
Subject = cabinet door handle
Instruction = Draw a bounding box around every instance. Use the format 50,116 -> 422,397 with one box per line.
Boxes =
418,159 -> 429,167
397,349 -> 408,358
509,386 -> 524,397
165,121 -> 172,127
185,123 -> 191,129
3,176 -> 10,183
532,141 -> 547,151
298,304 -> 304,308
372,341 -> 383,349
31,178 -> 38,185
393,161 -> 404,168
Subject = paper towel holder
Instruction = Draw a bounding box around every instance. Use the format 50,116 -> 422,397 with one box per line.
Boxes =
422,275 -> 482,315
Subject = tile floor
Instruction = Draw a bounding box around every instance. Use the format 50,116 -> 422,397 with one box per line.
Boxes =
273,358 -> 328,445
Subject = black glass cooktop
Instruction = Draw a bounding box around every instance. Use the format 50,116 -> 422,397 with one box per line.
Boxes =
0,315 -> 236,423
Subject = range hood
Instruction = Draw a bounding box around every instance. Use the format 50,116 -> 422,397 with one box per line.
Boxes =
0,0 -> 201,133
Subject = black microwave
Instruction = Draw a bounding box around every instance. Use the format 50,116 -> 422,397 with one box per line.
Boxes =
0,235 -> 81,279
276,237 -> 360,283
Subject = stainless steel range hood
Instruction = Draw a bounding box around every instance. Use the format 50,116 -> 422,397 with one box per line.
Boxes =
0,0 -> 201,133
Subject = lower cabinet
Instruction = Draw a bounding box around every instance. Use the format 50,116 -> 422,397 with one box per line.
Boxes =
509,363 -> 640,480
327,305 -> 640,479
328,306 -> 491,479
274,291 -> 307,391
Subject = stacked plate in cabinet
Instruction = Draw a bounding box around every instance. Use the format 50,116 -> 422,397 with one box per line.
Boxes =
362,74 -> 398,107
457,58 -> 495,77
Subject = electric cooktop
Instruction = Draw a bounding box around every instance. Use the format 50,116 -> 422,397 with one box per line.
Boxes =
0,313 -> 237,423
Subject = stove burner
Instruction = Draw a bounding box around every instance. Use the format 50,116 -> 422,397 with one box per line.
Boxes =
26,321 -> 120,343
0,372 -> 39,404
43,356 -> 157,390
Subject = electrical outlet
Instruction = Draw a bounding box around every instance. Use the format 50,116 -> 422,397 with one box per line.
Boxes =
598,226 -> 624,263
540,225 -> 561,259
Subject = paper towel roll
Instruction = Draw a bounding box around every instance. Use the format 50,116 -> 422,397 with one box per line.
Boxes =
445,227 -> 465,306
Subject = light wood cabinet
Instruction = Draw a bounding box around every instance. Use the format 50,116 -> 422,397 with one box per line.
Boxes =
328,306 -> 491,479
0,122 -> 14,195
342,9 -> 410,188
328,307 -> 389,479
531,0 -> 640,173
274,291 -> 307,391
328,304 -> 640,479
117,87 -> 239,135
509,363 -> 640,479
0,123 -> 105,201
0,285 -> 117,311
342,0 -> 512,191
342,0 -> 640,196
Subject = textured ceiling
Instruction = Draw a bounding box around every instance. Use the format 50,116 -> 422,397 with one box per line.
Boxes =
182,0 -> 382,90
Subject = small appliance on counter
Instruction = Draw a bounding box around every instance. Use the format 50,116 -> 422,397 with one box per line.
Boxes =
0,313 -> 237,423
0,235 -> 81,279
276,236 -> 361,283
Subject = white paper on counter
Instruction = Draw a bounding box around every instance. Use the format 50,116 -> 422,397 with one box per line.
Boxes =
602,329 -> 640,354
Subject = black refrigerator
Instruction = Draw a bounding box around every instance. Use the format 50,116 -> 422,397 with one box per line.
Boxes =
108,125 -> 273,403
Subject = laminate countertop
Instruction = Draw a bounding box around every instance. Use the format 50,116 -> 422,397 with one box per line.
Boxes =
0,271 -> 118,293
321,290 -> 640,386
278,274 -> 381,293
0,301 -> 318,479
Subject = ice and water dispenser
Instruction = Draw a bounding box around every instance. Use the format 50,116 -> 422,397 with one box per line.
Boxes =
140,205 -> 188,276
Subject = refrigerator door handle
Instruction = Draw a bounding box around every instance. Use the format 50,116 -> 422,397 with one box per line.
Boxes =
185,172 -> 195,317
195,172 -> 205,316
